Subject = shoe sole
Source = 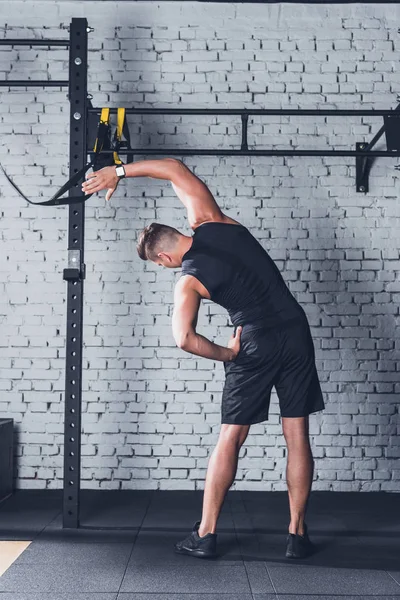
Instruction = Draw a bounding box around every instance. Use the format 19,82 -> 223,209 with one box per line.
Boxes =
174,546 -> 217,559
285,550 -> 308,559
285,544 -> 314,559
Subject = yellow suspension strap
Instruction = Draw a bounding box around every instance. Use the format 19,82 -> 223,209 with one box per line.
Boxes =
113,108 -> 133,165
92,107 -> 132,170
93,108 -> 110,154
113,108 -> 124,165
89,106 -> 115,172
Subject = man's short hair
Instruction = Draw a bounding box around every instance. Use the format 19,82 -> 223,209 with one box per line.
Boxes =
136,222 -> 181,261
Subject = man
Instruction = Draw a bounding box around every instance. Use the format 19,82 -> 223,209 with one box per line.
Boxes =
82,158 -> 325,560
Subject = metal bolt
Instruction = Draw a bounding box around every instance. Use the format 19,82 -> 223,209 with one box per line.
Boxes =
74,57 -> 82,66
86,27 -> 94,33
360,144 -> 365,149
359,186 -> 365,192
73,112 -> 81,120
87,93 -> 93,100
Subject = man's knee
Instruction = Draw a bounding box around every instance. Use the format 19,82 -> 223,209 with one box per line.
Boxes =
282,415 -> 309,436
219,423 -> 250,449
281,416 -> 310,447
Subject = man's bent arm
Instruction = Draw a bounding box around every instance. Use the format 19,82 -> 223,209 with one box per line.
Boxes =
179,332 -> 234,363
172,279 -> 234,362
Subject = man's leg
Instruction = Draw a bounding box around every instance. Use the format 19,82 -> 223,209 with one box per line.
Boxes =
281,415 -> 314,536
198,423 -> 250,537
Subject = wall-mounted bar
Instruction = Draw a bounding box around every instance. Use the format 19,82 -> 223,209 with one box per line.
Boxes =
87,105 -> 400,193
0,39 -> 70,46
88,108 -> 400,116
94,149 -> 400,157
0,80 -> 69,87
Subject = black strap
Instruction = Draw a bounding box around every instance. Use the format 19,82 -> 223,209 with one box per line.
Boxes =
111,109 -> 133,166
0,162 -> 95,206
0,104 -> 115,207
121,114 -> 133,164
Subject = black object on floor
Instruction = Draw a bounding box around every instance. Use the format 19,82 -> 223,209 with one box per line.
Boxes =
285,522 -> 315,559
174,520 -> 217,559
0,419 -> 13,503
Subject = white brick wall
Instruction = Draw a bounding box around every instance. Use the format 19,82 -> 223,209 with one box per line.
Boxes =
0,1 -> 399,492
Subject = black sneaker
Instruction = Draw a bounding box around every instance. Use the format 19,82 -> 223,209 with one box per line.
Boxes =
174,521 -> 217,559
285,522 -> 315,559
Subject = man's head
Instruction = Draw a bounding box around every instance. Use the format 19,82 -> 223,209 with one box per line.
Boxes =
137,222 -> 192,268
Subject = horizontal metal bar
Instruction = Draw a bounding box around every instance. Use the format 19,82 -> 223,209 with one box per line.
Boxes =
0,39 -> 69,46
88,107 -> 396,117
94,149 -> 400,157
0,80 -> 68,87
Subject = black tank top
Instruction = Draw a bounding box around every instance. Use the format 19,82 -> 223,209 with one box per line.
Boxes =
181,222 -> 306,329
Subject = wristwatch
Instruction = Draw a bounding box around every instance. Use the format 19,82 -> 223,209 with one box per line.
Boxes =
115,165 -> 126,179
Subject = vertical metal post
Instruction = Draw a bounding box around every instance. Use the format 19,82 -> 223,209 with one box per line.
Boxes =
62,18 -> 88,528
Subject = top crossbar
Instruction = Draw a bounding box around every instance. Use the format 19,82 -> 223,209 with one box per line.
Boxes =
88,108 -> 400,117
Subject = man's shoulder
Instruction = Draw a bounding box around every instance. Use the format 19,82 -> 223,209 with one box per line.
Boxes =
192,214 -> 243,230
177,272 -> 211,300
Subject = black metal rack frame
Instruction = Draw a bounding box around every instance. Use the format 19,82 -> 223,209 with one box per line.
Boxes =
1,17 -> 399,528
1,19 -> 88,528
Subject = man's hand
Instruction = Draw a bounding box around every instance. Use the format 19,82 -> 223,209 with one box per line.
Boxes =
81,166 -> 119,201
226,326 -> 242,361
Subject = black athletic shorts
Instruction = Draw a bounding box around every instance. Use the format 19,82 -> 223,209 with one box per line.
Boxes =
221,317 -> 325,425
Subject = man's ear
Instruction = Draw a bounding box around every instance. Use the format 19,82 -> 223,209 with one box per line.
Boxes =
158,252 -> 172,264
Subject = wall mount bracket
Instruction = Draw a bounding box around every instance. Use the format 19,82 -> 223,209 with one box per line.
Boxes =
356,108 -> 400,193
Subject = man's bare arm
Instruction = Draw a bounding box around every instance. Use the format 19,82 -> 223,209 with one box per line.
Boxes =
81,158 -> 224,228
172,277 -> 239,362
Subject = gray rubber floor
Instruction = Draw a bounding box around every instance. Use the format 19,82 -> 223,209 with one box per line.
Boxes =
0,489 -> 399,599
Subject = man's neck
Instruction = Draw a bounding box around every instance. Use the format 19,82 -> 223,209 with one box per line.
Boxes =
178,235 -> 193,261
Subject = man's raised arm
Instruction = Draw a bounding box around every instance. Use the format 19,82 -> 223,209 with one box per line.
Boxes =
81,158 -> 223,229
